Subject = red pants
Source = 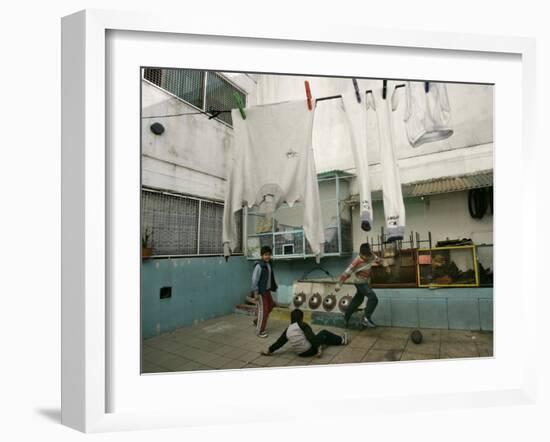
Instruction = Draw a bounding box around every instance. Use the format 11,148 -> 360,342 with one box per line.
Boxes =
255,291 -> 274,334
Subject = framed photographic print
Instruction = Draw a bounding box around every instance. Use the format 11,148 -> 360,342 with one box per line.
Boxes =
61,9 -> 537,433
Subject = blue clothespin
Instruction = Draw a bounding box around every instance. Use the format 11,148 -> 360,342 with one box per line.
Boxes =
352,78 -> 361,103
233,92 -> 246,120
424,82 -> 430,93
382,79 -> 388,99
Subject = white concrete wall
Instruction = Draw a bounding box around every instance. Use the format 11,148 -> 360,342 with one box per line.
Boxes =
351,190 -> 494,251
141,73 -> 257,200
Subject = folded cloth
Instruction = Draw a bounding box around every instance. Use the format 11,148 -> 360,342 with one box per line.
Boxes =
393,81 -> 454,148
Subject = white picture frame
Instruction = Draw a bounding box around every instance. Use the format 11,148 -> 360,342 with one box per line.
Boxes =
61,9 -> 537,433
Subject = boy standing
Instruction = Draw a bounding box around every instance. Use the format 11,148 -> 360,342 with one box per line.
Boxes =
335,242 -> 382,328
251,246 -> 278,338
261,309 -> 348,358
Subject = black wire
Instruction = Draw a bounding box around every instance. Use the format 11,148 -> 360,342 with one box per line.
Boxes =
301,266 -> 334,280
142,110 -> 232,119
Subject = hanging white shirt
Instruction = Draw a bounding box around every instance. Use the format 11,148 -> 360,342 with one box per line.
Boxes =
369,84 -> 406,241
393,81 -> 454,148
222,99 -> 325,258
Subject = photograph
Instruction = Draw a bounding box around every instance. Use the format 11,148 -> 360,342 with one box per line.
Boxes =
139,68 -> 494,374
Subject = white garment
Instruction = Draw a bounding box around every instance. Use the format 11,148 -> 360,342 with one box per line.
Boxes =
369,84 -> 406,241
342,93 -> 373,231
285,322 -> 312,354
222,99 -> 325,258
393,81 -> 453,147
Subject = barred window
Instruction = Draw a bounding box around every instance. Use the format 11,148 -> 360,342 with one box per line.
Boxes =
141,189 -> 242,256
142,68 -> 246,126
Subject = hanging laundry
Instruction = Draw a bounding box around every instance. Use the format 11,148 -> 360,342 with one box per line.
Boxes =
369,83 -> 406,242
341,93 -> 373,231
222,99 -> 325,260
393,81 -> 454,147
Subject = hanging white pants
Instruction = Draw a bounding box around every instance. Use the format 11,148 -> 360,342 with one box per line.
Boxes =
369,84 -> 406,241
341,93 -> 373,231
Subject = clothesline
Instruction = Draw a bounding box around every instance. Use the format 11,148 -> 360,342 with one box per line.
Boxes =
141,94 -> 348,120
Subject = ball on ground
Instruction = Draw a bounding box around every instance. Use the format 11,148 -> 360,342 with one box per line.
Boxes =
411,329 -> 423,344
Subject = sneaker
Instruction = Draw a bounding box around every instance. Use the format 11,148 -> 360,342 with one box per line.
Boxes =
341,333 -> 349,345
361,317 -> 377,328
258,331 -> 268,338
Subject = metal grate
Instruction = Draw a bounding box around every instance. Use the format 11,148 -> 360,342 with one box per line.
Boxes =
143,68 -> 205,109
234,209 -> 243,254
143,68 -> 162,87
162,69 -> 205,109
199,201 -> 223,254
143,69 -> 246,127
205,72 -> 245,126
142,189 -> 242,256
142,191 -> 199,255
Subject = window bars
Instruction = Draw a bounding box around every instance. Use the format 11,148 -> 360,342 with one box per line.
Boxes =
142,68 -> 246,126
142,189 -> 242,257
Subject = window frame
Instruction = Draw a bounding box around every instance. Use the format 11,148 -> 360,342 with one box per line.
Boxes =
141,187 -> 243,258
141,68 -> 247,128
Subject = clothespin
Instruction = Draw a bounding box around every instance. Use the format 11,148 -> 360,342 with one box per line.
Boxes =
304,80 -> 313,111
352,78 -> 361,103
424,81 -> 430,93
382,79 -> 388,100
232,92 -> 246,120
365,90 -> 375,110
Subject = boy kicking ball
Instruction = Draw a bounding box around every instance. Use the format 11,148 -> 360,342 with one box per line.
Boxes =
335,242 -> 382,329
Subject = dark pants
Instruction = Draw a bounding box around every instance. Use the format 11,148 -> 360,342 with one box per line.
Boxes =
344,283 -> 379,324
298,330 -> 344,357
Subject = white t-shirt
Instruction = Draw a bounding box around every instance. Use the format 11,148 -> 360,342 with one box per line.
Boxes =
222,99 -> 325,257
285,322 -> 312,354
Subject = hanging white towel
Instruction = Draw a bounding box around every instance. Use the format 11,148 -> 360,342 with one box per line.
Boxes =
369,84 -> 406,241
341,93 -> 373,231
222,99 -> 325,259
393,81 -> 454,147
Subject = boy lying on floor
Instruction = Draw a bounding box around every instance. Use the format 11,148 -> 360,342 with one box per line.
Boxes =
261,309 -> 348,358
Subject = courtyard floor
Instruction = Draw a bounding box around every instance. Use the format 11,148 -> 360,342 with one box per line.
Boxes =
142,313 -> 493,374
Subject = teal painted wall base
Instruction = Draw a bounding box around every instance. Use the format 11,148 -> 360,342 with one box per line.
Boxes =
310,288 -> 493,331
141,256 -> 254,339
141,255 -> 493,339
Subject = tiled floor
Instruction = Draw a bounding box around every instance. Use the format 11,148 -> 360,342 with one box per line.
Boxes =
142,313 -> 493,374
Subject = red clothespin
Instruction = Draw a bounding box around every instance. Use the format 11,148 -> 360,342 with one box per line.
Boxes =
304,80 -> 313,111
